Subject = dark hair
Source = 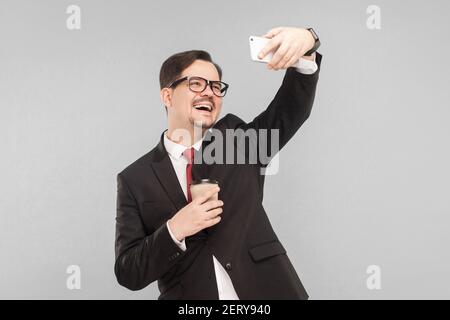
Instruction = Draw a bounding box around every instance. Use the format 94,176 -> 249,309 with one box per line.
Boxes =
159,50 -> 223,90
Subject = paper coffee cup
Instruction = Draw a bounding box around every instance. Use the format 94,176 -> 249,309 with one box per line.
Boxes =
190,179 -> 219,202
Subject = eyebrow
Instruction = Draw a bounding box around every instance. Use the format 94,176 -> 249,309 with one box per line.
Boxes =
190,76 -> 221,81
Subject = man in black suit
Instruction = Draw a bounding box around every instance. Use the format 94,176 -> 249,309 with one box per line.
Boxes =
115,26 -> 322,299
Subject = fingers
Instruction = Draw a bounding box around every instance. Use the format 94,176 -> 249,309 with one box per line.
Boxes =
204,215 -> 222,228
201,199 -> 224,212
204,207 -> 223,220
276,45 -> 297,69
280,46 -> 301,69
258,37 -> 281,60
267,42 -> 291,70
194,186 -> 220,205
281,55 -> 299,70
263,27 -> 283,39
260,27 -> 314,71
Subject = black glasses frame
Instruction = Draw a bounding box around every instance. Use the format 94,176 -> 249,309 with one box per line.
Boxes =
168,76 -> 229,97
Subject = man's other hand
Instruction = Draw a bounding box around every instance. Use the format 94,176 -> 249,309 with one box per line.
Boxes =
168,186 -> 224,241
258,26 -> 316,71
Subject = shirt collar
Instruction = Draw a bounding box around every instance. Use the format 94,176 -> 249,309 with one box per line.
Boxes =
163,129 -> 208,160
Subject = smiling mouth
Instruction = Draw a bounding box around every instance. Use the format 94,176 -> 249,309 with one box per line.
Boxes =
193,104 -> 213,112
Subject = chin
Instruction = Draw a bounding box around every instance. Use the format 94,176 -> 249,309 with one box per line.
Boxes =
192,116 -> 216,129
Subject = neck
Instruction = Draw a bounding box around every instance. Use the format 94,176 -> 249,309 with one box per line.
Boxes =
167,125 -> 207,147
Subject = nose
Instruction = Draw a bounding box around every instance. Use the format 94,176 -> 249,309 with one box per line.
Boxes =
200,83 -> 214,97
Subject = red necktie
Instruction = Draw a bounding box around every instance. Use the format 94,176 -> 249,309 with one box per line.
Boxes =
182,147 -> 195,202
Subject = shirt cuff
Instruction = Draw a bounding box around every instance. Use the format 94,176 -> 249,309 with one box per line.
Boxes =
295,55 -> 318,75
166,221 -> 187,251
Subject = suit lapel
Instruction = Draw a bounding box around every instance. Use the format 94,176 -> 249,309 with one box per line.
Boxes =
151,133 -> 188,212
150,124 -> 224,212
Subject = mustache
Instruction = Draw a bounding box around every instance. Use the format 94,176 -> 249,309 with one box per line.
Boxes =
192,98 -> 214,106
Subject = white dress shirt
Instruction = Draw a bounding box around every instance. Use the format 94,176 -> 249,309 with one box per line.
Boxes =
164,57 -> 318,300
295,56 -> 318,74
164,131 -> 241,300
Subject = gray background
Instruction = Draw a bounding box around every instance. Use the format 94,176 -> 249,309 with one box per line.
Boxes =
1,0 -> 449,299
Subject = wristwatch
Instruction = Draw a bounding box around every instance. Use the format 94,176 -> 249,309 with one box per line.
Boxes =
304,28 -> 321,56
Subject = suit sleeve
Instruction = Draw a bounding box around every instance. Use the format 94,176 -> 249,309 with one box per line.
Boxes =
114,173 -> 186,291
228,53 -> 322,167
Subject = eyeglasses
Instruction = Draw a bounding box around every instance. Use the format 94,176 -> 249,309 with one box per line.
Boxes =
168,76 -> 229,97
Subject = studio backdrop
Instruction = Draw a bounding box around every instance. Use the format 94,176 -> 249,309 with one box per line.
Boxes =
1,0 -> 449,299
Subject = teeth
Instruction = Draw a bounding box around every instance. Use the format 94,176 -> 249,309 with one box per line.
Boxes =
194,104 -> 212,111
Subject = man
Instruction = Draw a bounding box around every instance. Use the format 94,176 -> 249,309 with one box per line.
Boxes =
115,26 -> 322,299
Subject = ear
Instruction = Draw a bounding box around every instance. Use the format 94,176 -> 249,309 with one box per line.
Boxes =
160,88 -> 173,109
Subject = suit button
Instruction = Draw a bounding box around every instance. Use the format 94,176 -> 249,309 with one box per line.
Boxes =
225,263 -> 232,271
175,252 -> 180,257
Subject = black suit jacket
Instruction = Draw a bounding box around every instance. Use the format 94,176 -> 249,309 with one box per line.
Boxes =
115,54 -> 321,300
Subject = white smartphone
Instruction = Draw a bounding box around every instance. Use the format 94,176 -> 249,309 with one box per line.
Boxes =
249,36 -> 272,63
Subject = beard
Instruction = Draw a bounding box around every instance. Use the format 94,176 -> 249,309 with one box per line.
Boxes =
189,114 -> 215,130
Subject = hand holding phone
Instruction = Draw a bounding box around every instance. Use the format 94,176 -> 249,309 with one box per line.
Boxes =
249,36 -> 272,64
249,35 -> 302,69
